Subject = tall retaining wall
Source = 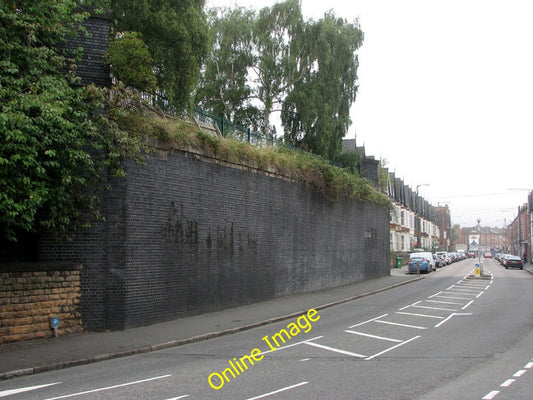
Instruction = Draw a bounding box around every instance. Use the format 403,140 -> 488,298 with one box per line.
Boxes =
39,145 -> 390,331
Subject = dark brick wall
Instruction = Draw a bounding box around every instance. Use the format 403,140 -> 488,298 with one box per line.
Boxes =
39,149 -> 390,331
63,10 -> 112,87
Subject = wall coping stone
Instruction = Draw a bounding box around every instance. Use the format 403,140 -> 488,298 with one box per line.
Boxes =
0,262 -> 82,273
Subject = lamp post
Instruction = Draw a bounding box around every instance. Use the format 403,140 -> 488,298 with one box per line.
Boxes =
477,218 -> 483,275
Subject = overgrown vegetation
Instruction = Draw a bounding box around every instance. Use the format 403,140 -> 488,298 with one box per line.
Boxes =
0,1 -> 144,241
120,110 -> 391,209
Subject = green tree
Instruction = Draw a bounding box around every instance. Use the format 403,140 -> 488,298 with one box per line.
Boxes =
110,0 -> 209,112
0,0 -> 142,241
252,0 -> 305,138
200,1 -> 364,157
105,31 -> 157,92
282,12 -> 364,159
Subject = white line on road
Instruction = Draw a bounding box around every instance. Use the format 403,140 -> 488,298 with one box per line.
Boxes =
0,383 -> 62,398
344,330 -> 403,343
412,305 -> 457,311
259,336 -> 323,355
348,314 -> 388,328
246,382 -> 308,400
525,362 -> 533,369
462,300 -> 474,310
426,299 -> 463,305
395,311 -> 444,319
428,291 -> 443,298
434,313 -> 472,328
365,335 -> 421,360
433,295 -> 471,300
304,341 -> 367,358
443,291 -> 478,297
375,320 -> 427,330
482,390 -> 500,399
513,369 -> 527,377
445,288 -> 480,293
164,396 -> 189,400
399,301 -> 421,311
476,291 -> 485,298
42,375 -> 172,400
500,379 -> 515,387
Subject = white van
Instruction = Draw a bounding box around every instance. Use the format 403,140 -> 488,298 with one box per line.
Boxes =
408,252 -> 436,273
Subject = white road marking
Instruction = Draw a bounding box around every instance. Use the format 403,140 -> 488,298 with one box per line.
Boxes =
462,300 -> 474,309
348,314 -> 388,328
300,358 -> 310,362
525,362 -> 533,369
164,396 -> 189,400
42,375 -> 171,400
428,291 -> 443,298
482,390 -> 500,399
513,369 -> 526,377
259,336 -> 323,355
399,301 -> 421,311
365,335 -> 421,360
375,320 -> 427,330
500,379 -> 515,387
443,291 -> 478,297
0,383 -> 61,398
434,313 -> 472,328
246,382 -> 308,400
445,288 -> 480,293
426,299 -> 463,305
433,295 -> 471,300
304,341 -> 367,358
476,291 -> 485,298
412,305 -> 457,312
344,330 -> 403,343
395,311 -> 444,319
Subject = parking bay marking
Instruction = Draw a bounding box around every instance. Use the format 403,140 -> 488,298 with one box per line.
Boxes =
344,330 -> 403,343
365,335 -> 421,361
395,311 -> 445,319
434,313 -> 472,328
245,382 -> 308,400
412,305 -> 457,312
41,375 -> 172,400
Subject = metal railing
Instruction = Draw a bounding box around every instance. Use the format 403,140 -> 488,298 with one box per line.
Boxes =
139,91 -> 273,147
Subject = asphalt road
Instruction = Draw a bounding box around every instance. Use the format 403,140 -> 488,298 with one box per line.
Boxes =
2,259 -> 533,400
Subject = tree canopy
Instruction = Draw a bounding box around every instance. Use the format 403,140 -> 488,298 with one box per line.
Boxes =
0,0 -> 142,241
109,0 -> 210,112
198,0 -> 364,159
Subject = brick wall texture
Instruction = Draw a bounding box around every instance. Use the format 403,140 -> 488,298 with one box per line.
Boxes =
0,264 -> 82,344
38,147 -> 390,331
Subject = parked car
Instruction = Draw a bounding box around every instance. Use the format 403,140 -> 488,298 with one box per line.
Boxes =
408,252 -> 435,274
435,251 -> 449,266
483,252 -> 492,258
504,255 -> 524,269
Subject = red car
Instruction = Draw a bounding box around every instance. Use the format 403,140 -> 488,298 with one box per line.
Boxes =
483,252 -> 492,258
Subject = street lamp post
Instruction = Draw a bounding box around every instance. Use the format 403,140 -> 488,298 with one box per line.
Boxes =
477,218 -> 484,275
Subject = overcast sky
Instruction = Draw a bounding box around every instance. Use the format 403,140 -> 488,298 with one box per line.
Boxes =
206,0 -> 533,228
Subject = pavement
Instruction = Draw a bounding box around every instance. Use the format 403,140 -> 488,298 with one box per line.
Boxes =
2,263 -> 529,381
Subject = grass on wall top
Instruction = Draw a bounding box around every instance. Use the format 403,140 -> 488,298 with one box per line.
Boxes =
120,112 -> 391,209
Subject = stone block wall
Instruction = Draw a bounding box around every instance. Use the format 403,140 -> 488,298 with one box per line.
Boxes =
0,263 -> 82,343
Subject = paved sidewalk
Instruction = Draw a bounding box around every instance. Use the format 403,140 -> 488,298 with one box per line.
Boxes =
0,268 -> 418,380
